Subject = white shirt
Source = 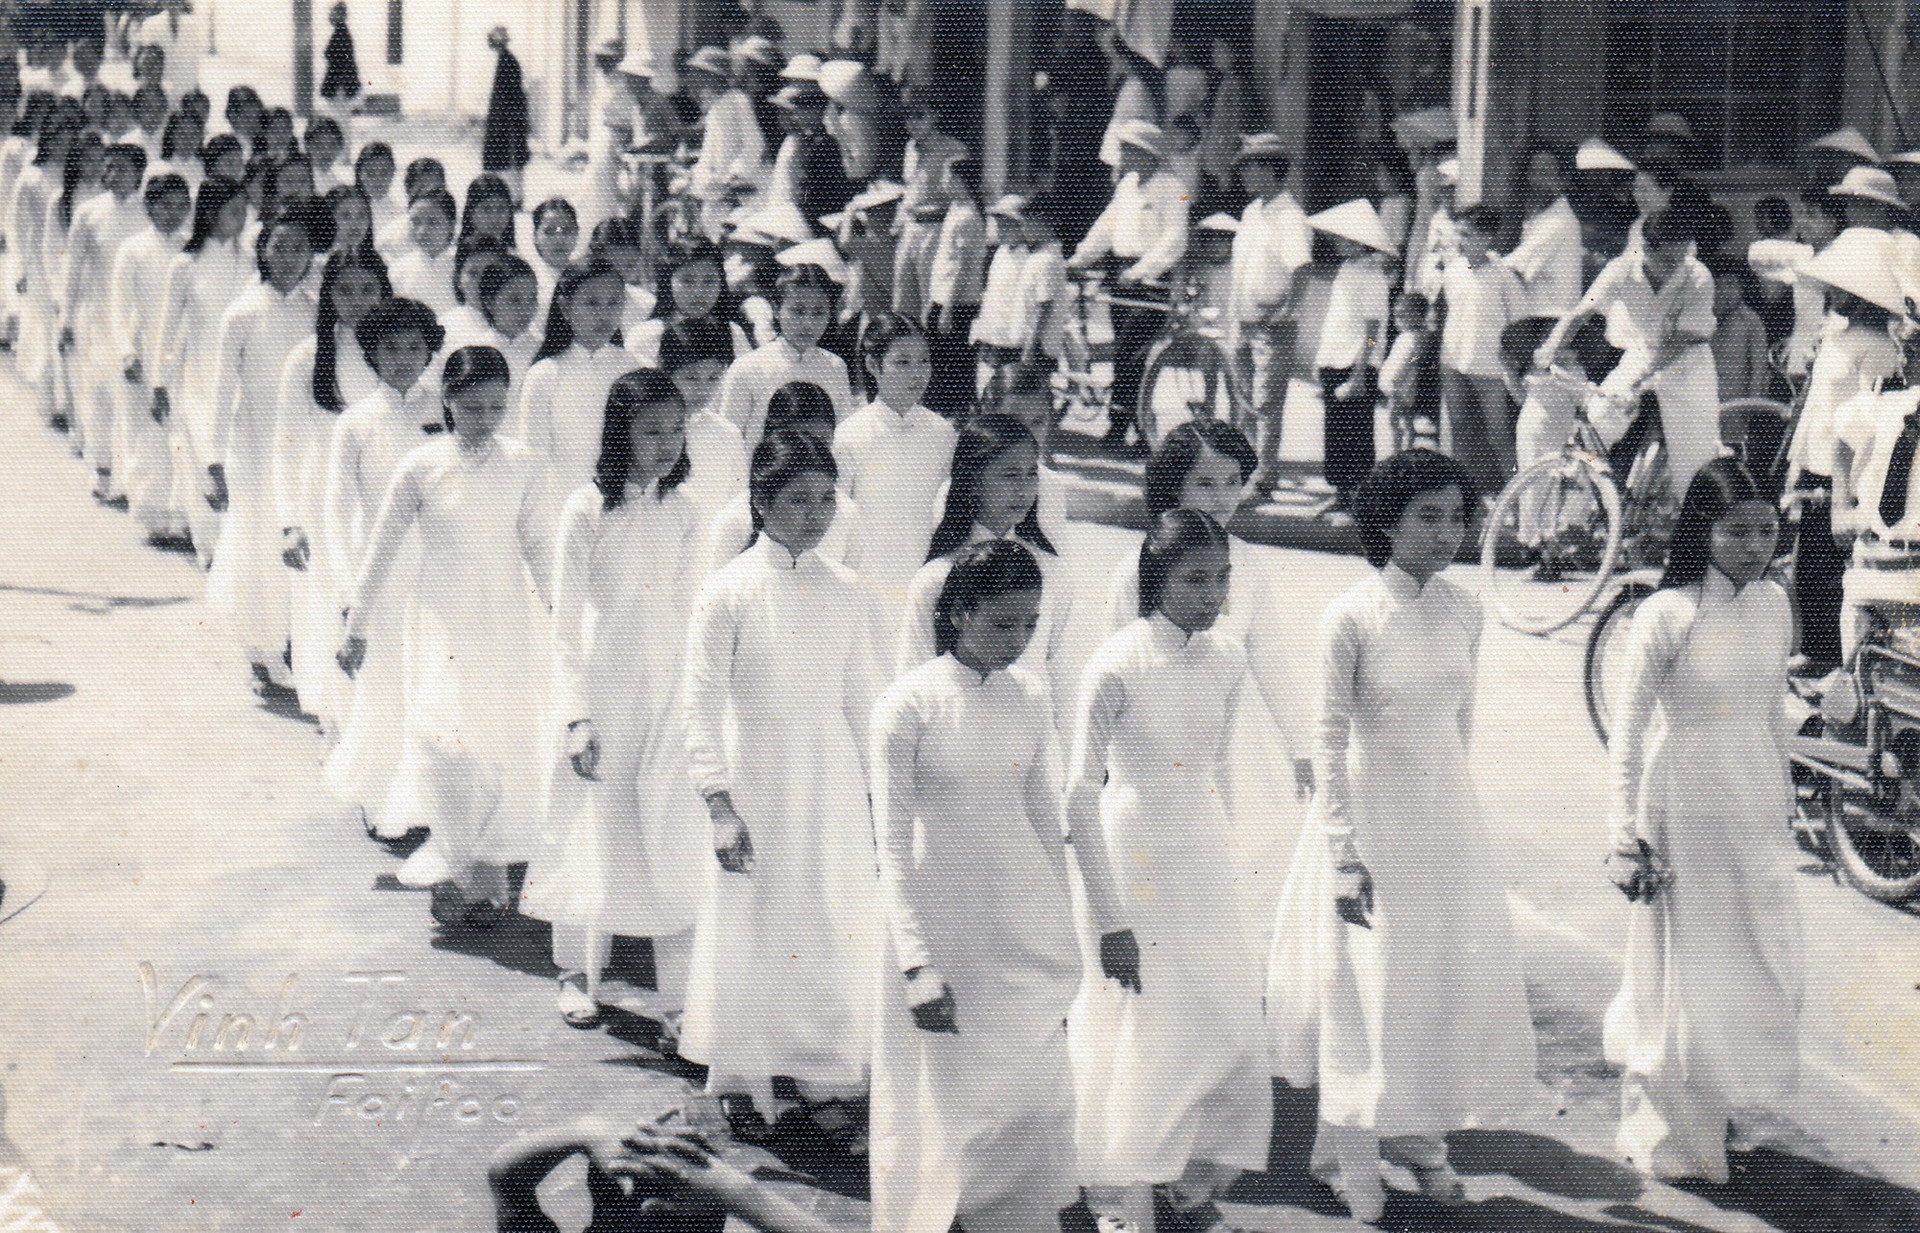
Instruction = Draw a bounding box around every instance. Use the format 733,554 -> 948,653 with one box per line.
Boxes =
1313,254 -> 1392,371
1794,320 -> 1901,479
388,246 -> 457,316
1838,390 -> 1920,604
928,201 -> 986,308
711,337 -> 855,450
832,401 -> 959,598
1228,191 -> 1313,325
690,88 -> 767,200
1438,255 -> 1526,378
1072,169 -> 1190,284
972,243 -> 1031,348
1503,197 -> 1585,319
1577,249 -> 1717,358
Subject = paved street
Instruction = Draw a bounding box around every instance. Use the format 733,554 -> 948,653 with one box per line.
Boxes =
5,340 -> 1920,1232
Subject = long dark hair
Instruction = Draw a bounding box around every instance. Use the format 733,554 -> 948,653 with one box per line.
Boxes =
312,248 -> 392,412
31,104 -> 78,167
1144,420 -> 1258,521
253,206 -> 314,281
183,176 -> 245,253
534,257 -> 624,361
1661,456 -> 1770,591
322,184 -> 377,258
926,414 -> 1055,561
595,368 -> 690,510
477,253 -> 536,332
56,129 -> 102,231
933,539 -> 1045,657
856,310 -> 923,401
747,428 -> 839,540
658,315 -> 737,374
1138,508 -> 1230,618
440,345 -> 512,429
652,236 -> 730,320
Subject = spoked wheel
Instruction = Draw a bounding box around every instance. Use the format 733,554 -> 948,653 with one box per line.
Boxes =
1139,336 -> 1235,451
1583,579 -> 1656,745
1481,454 -> 1624,635
1828,740 -> 1920,903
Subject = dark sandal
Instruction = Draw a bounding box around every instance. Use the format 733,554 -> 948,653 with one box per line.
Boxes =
555,974 -> 602,1029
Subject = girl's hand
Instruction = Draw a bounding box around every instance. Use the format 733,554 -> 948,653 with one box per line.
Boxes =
150,387 -> 170,423
336,635 -> 367,679
905,968 -> 958,1033
281,529 -> 310,571
1099,929 -> 1142,993
1333,379 -> 1358,401
124,356 -> 143,384
707,795 -> 754,874
1334,860 -> 1374,928
566,719 -> 600,780
1293,758 -> 1315,801
205,464 -> 228,512
1607,839 -> 1669,903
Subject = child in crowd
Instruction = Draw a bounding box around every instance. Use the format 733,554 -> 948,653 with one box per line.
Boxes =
1710,259 -> 1772,403
925,155 -> 986,419
711,262 -> 853,449
1437,204 -> 1526,495
1309,199 -> 1396,512
1379,292 -> 1438,452
833,312 -> 957,604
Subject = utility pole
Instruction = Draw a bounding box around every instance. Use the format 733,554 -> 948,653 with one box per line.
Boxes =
292,0 -> 314,118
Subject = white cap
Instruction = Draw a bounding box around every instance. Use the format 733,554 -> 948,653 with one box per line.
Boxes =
1198,213 -> 1240,234
1574,138 -> 1637,174
781,53 -> 822,81
845,181 -> 906,214
1308,198 -> 1396,256
1829,165 -> 1907,210
776,237 -> 850,283
1811,126 -> 1882,164
815,60 -> 868,105
1113,119 -> 1165,159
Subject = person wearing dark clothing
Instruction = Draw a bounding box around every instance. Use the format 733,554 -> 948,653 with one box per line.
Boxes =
319,4 -> 360,109
483,27 -> 531,203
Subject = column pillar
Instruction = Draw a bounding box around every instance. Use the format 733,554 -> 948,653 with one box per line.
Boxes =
293,0 -> 314,117
980,0 -> 1030,197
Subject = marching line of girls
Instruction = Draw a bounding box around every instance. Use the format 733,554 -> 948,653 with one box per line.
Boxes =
7,61 -> 1805,1233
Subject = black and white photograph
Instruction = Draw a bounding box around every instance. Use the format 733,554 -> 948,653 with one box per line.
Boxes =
4,0 -> 1920,1228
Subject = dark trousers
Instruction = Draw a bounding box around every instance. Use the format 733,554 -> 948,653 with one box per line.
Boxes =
1108,299 -> 1163,443
1795,474 -> 1846,670
1321,365 -> 1377,503
928,303 -> 979,420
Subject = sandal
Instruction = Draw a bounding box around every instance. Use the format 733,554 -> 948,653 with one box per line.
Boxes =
555,973 -> 602,1029
1408,1162 -> 1466,1207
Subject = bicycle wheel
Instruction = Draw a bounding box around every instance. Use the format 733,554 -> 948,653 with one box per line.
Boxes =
1584,579 -> 1655,745
1139,336 -> 1233,450
1481,454 -> 1623,635
1826,778 -> 1920,903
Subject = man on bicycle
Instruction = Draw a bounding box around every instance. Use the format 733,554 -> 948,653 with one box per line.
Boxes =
1534,207 -> 1720,493
1227,133 -> 1313,492
1067,119 -> 1189,454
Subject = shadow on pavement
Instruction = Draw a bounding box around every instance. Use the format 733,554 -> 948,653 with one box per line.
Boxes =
1669,1147 -> 1920,1233
1450,1130 -> 1644,1203
0,681 -> 75,704
0,581 -> 193,613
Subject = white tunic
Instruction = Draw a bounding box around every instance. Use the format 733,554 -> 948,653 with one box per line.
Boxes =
869,657 -> 1081,1232
1605,573 -> 1800,1182
1268,565 -> 1537,1142
62,191 -> 147,453
702,488 -> 857,577
8,164 -> 57,390
1104,536 -> 1308,927
519,482 -> 708,939
158,239 -> 255,543
680,537 -> 887,1086
1503,197 -> 1586,320
710,337 -> 855,451
206,277 -> 319,662
388,246 -> 457,317
833,401 -> 958,604
347,435 -> 553,877
320,380 -> 445,822
107,224 -> 187,533
443,319 -> 541,393
1068,614 -> 1273,1186
274,331 -> 379,727
517,342 -> 638,495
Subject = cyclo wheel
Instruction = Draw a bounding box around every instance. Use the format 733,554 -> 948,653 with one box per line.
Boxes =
1138,334 -> 1233,451
1825,687 -> 1920,901
1480,453 -> 1624,635
1584,579 -> 1656,745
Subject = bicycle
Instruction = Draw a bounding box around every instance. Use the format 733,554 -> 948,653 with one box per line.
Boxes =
1582,392 -> 1801,744
1478,366 -> 1675,635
